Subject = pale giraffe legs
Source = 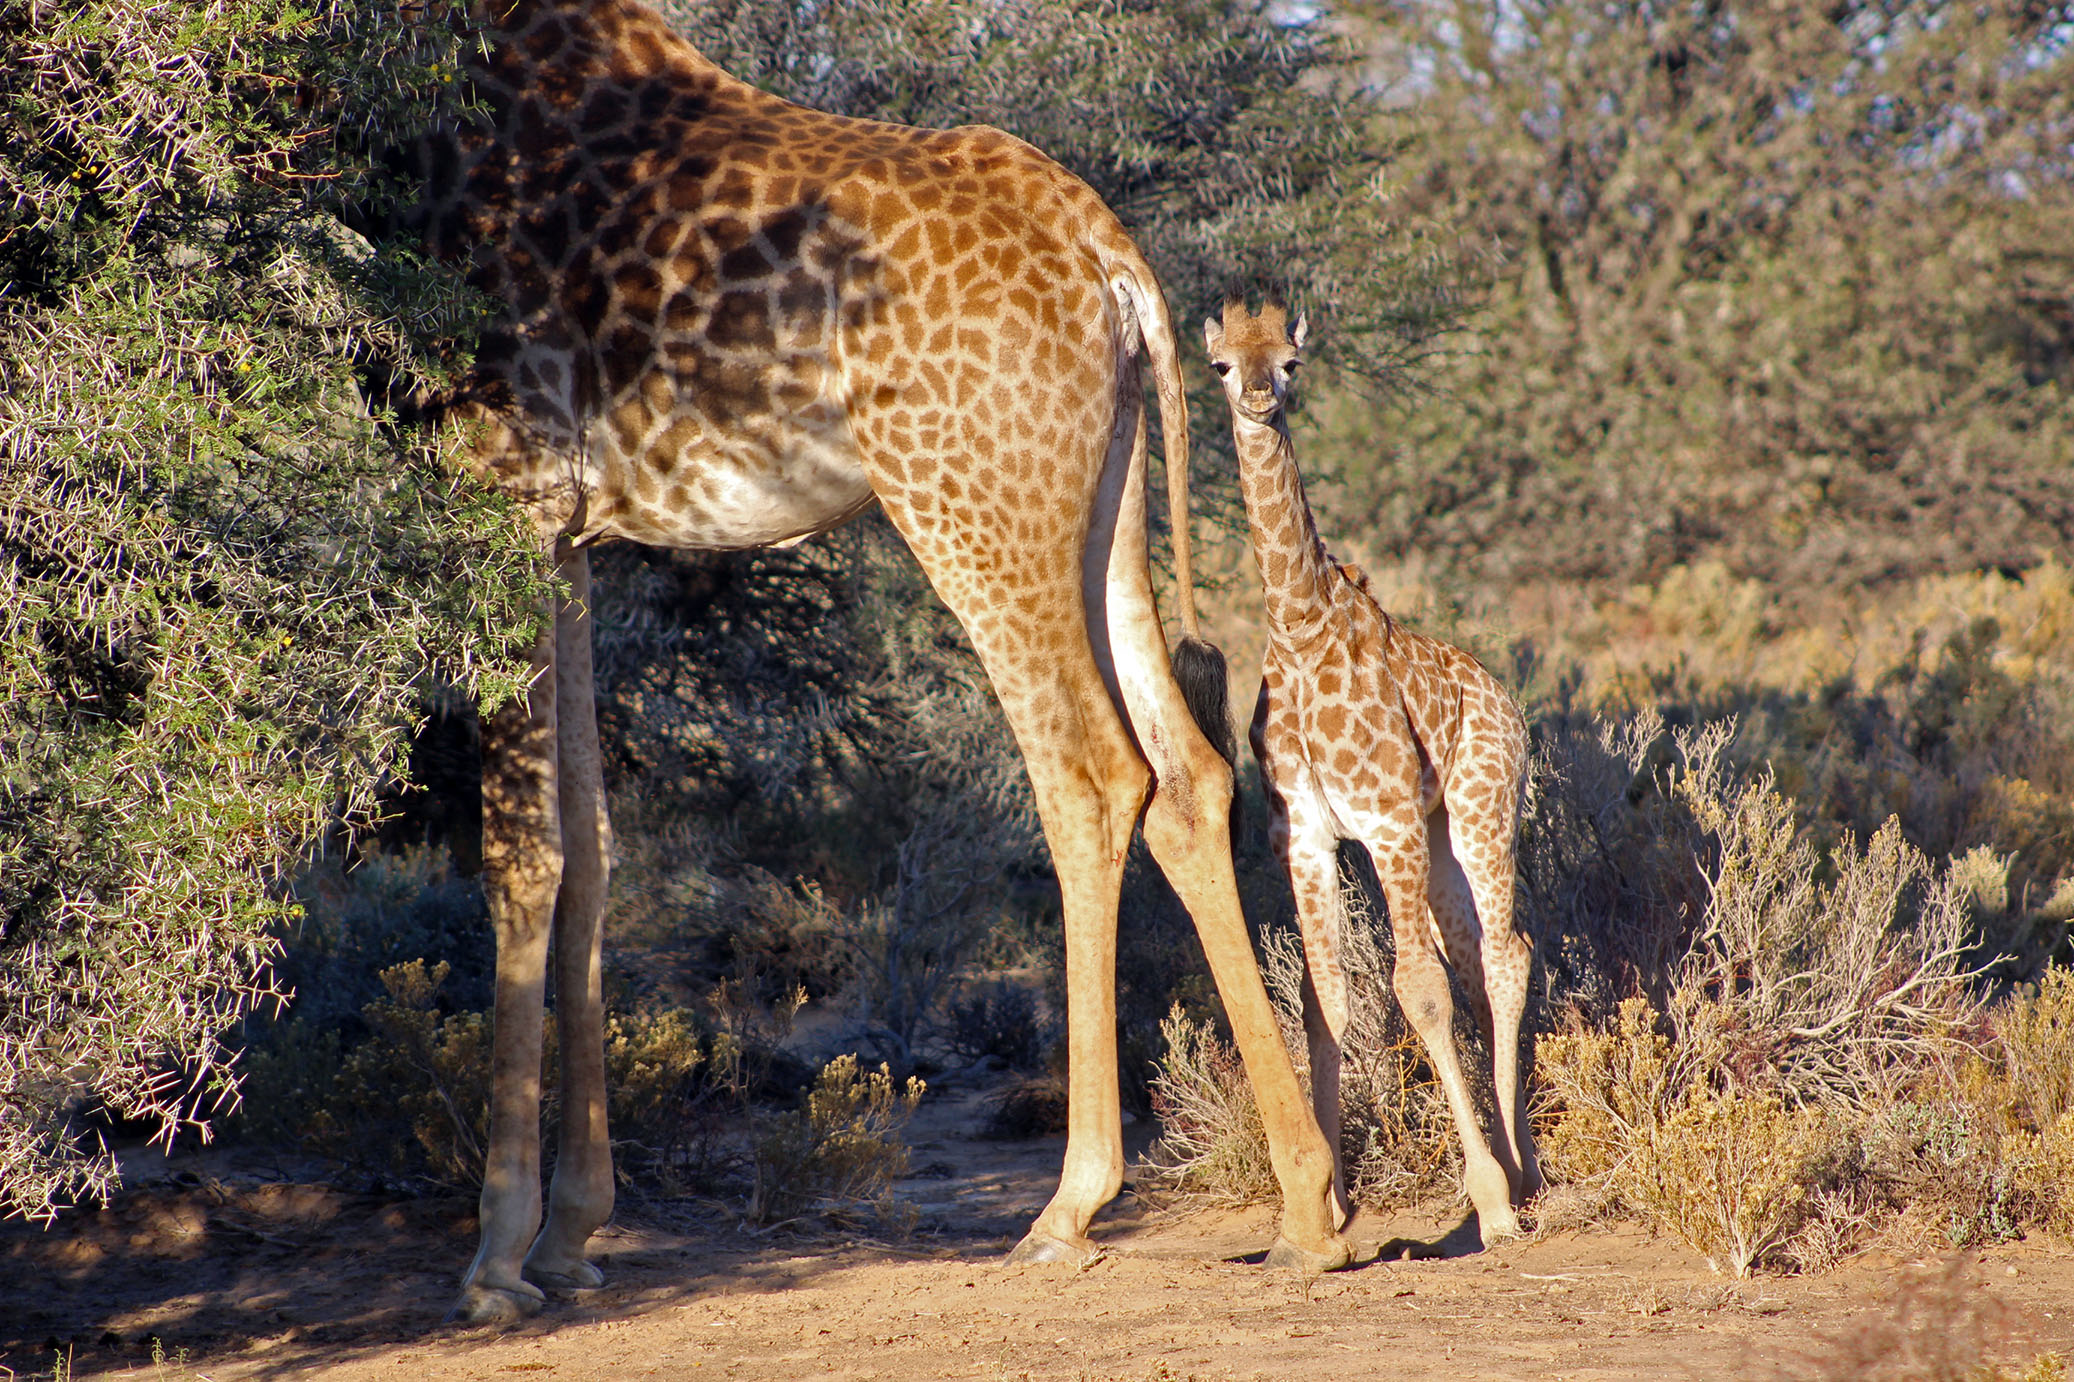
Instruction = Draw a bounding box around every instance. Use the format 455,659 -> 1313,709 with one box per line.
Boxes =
458,543 -> 617,1323
1277,812 -> 1355,1232
1011,716 -> 1142,1260
1442,808 -> 1541,1204
1366,810 -> 1522,1245
1095,374 -> 1344,1266
526,547 -> 615,1289
866,437 -> 1143,1262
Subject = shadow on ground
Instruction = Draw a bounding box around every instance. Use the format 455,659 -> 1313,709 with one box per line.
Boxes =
0,1076 -> 1104,1379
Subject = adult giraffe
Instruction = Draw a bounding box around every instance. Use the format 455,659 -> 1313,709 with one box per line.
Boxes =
403,0 -> 1350,1322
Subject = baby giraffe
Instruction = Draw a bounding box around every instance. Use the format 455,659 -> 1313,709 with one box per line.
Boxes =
1205,301 -> 1540,1244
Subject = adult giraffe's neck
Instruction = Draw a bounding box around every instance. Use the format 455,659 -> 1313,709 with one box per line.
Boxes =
1230,412 -> 1336,650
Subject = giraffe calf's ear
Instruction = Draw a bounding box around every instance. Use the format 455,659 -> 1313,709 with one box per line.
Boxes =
1292,313 -> 1309,352
1204,317 -> 1223,355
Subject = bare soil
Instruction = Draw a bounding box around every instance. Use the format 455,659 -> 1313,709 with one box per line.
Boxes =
6,1079 -> 2071,1381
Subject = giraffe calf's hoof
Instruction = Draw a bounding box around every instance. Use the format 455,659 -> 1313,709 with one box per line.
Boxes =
524,1258 -> 606,1293
1006,1230 -> 1100,1266
1264,1234 -> 1354,1273
445,1280 -> 547,1326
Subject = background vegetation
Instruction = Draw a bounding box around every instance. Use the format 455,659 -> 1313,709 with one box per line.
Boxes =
5,0 -> 2070,1273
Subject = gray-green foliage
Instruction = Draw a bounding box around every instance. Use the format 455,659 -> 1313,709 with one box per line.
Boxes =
0,0 -> 548,1219
1320,0 -> 2074,592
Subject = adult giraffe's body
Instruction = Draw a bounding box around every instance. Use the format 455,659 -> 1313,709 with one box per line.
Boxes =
407,0 -> 1349,1322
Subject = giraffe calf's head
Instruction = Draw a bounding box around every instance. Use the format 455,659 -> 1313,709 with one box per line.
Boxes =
1204,299 -> 1307,424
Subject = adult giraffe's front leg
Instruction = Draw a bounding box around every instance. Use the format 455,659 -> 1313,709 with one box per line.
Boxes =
524,545 -> 615,1290
1008,738 -> 1143,1263
455,559 -> 564,1325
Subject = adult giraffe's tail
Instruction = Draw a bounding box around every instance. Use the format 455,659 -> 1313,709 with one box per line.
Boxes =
1110,260 -> 1237,771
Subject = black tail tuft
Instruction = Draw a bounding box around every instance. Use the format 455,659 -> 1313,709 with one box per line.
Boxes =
1172,636 -> 1237,770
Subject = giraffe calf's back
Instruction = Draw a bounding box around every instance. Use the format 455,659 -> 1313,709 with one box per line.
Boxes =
1374,613 -> 1527,820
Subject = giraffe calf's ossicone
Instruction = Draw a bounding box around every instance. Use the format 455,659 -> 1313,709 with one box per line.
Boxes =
1206,300 -> 1542,1246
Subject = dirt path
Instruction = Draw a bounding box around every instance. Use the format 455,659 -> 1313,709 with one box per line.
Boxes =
6,1085 -> 2071,1380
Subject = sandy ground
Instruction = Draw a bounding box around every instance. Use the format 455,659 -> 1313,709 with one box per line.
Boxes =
6,1080 -> 2072,1382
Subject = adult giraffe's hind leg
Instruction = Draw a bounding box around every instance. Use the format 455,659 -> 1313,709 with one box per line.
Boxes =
1093,375 -> 1347,1269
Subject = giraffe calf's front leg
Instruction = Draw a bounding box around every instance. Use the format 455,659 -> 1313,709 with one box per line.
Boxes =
1278,807 -> 1354,1234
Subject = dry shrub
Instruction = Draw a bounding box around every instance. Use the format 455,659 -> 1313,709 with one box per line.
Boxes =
1139,900 -> 1456,1208
946,980 -> 1053,1071
1259,915 -> 1455,1206
1933,967 -> 2074,1242
1671,720 -> 1989,1109
1537,998 -> 1690,1190
1535,719 -> 1998,1274
1782,1182 -> 1886,1275
1139,1005 -> 1275,1205
748,1054 -> 924,1229
1539,997 -> 1839,1276
1858,1098 -> 2032,1251
1516,709 -> 1714,1016
1625,1085 -> 1837,1278
982,1074 -> 1067,1140
241,959 -> 716,1190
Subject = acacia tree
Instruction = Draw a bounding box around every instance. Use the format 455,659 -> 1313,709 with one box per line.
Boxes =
1323,0 -> 2074,593
0,1 -> 546,1219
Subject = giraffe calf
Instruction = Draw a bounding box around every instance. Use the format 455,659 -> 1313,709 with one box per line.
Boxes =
1206,301 -> 1541,1245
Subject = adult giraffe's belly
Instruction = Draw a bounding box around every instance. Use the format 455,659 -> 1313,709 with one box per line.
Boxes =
574,369 -> 877,552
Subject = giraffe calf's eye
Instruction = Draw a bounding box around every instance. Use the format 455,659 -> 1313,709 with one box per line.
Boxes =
1283,359 -> 1301,374
1212,362 -> 1231,376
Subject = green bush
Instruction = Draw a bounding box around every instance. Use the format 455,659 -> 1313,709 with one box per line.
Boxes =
0,0 -> 544,1219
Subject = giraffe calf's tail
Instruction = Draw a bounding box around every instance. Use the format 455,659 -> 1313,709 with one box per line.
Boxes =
1109,260 -> 1235,772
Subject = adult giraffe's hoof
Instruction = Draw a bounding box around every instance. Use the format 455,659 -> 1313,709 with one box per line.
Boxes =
524,1257 -> 606,1293
1264,1234 -> 1354,1273
1006,1230 -> 1100,1266
445,1279 -> 546,1326
1476,1203 -> 1525,1248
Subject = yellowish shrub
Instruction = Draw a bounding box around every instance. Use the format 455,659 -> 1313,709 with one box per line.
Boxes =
1940,968 -> 2074,1239
1626,1085 -> 1833,1278
748,1054 -> 925,1228
1538,993 -> 1833,1275
1536,997 -> 1684,1186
